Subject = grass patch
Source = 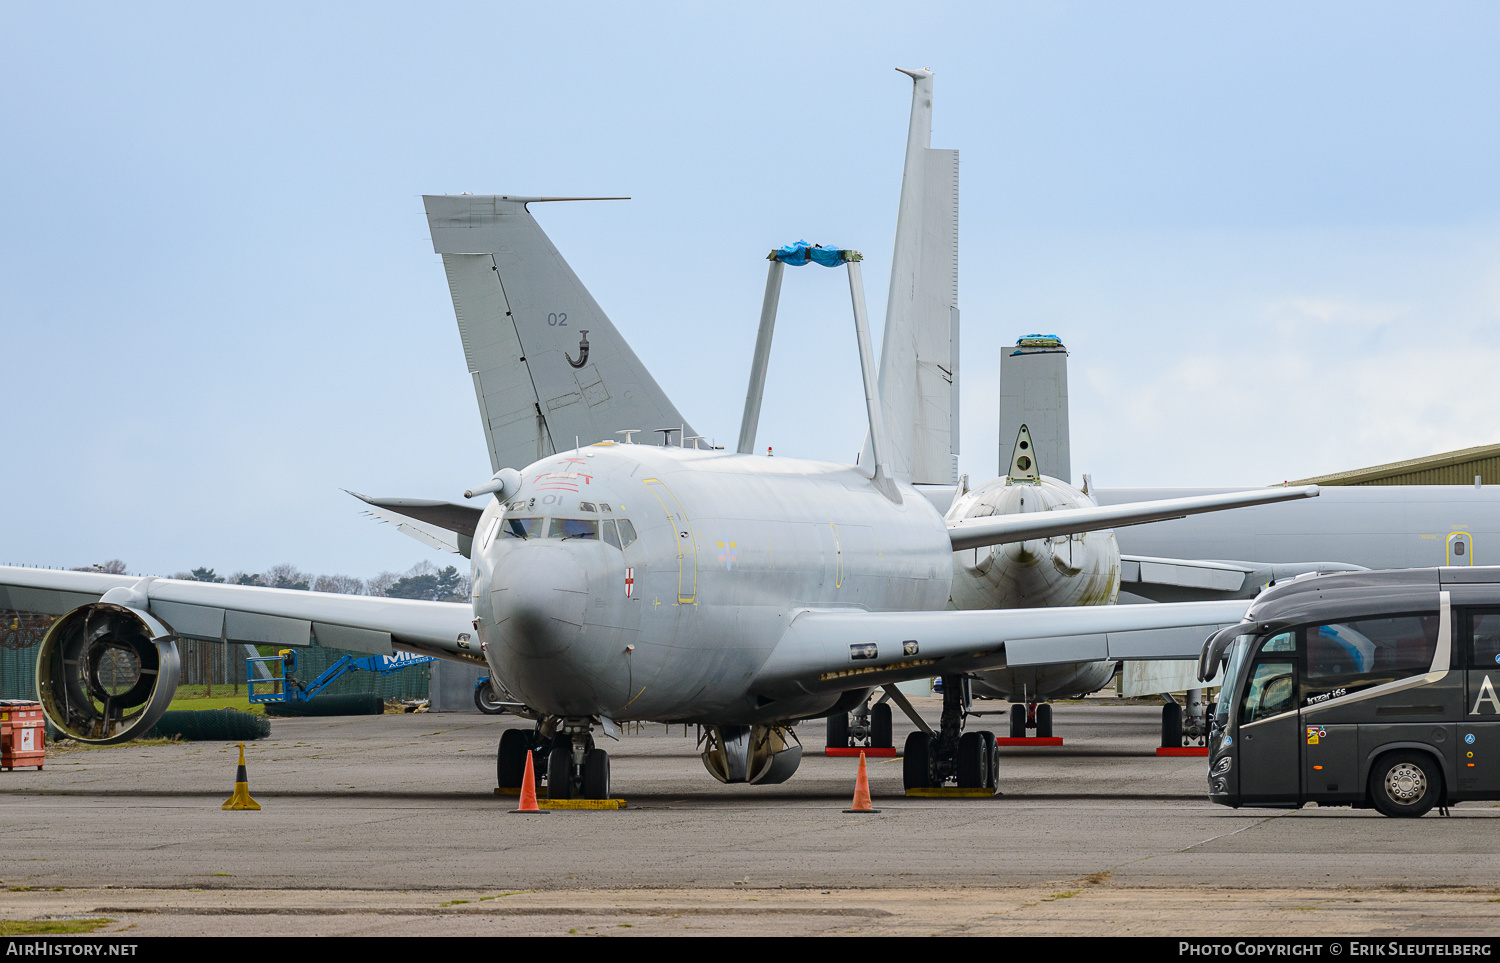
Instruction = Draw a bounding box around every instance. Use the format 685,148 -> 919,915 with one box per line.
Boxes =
167,685 -> 266,715
44,738 -> 181,755
0,919 -> 114,935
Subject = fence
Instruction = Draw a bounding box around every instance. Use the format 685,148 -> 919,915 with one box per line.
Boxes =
0,610 -> 429,703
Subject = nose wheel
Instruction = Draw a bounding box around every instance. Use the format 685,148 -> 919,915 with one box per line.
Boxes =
541,718 -> 613,801
1008,701 -> 1052,738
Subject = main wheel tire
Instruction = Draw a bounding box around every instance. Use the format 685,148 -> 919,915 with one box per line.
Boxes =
474,679 -> 508,715
1161,701 -> 1182,748
871,703 -> 894,749
582,748 -> 611,800
903,731 -> 932,790
496,728 -> 532,789
1370,751 -> 1441,818
972,726 -> 996,786
826,711 -> 850,748
1009,703 -> 1026,739
1035,703 -> 1054,739
546,743 -> 574,801
958,731 -> 986,788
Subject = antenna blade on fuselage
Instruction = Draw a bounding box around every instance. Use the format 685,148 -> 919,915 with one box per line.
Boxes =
946,486 -> 1321,552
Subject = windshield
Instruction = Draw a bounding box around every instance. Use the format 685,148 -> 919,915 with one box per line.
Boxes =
1213,636 -> 1254,728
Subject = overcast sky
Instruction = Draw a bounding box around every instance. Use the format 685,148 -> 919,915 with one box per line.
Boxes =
4,3 -> 1499,578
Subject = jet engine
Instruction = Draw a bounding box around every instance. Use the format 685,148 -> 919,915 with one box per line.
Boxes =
700,724 -> 802,784
36,600 -> 181,744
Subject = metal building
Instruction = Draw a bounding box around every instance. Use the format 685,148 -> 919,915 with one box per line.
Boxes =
1284,441 -> 1500,487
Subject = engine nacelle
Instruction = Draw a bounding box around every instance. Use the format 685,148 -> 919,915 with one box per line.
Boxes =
36,601 -> 181,744
971,659 -> 1118,703
700,724 -> 802,785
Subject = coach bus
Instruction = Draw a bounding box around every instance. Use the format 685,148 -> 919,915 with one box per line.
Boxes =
1200,567 -> 1500,817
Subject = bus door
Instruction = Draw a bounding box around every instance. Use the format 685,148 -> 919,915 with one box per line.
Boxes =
1235,631 -> 1302,803
1461,609 -> 1500,795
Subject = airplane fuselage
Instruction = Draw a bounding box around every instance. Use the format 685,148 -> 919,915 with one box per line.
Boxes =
1099,486 -> 1500,571
469,442 -> 951,725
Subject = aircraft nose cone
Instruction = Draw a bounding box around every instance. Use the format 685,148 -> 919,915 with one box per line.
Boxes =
489,546 -> 588,658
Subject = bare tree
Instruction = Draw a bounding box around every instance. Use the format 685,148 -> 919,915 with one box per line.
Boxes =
70,559 -> 127,574
365,571 -> 400,598
262,563 -> 311,590
312,573 -> 365,595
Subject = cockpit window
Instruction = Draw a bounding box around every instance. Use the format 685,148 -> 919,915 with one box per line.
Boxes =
599,503 -> 613,513
601,519 -> 621,549
502,517 -> 543,539
549,518 -> 598,540
616,518 -> 638,548
580,502 -> 597,513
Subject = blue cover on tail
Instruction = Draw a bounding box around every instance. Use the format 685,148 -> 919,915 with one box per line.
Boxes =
771,240 -> 854,267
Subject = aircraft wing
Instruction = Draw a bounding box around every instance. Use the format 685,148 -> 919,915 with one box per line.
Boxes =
348,491 -> 485,557
750,599 -> 1251,698
1119,555 -> 1368,603
0,565 -> 479,664
946,485 -> 1320,551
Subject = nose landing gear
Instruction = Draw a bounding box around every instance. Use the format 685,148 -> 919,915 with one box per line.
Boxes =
1008,701 -> 1053,739
496,717 -> 613,800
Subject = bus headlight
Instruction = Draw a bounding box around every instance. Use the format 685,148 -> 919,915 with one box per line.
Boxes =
1210,756 -> 1232,777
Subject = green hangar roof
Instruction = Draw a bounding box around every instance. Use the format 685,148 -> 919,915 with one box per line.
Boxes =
1283,442 -> 1500,487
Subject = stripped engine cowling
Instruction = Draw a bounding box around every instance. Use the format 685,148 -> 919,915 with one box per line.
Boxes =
36,600 -> 181,744
700,724 -> 802,785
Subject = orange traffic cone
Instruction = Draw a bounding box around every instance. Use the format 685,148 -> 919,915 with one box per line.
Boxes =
511,749 -> 547,814
843,750 -> 880,814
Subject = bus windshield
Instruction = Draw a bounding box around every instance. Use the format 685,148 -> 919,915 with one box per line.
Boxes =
1214,635 -> 1254,728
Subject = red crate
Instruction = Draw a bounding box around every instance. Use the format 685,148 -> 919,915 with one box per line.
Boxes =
0,700 -> 46,771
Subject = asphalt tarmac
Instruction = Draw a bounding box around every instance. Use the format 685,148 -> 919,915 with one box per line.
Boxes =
3,697 -> 1499,936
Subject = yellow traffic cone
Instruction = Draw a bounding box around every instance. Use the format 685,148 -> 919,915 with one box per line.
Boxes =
222,742 -> 261,811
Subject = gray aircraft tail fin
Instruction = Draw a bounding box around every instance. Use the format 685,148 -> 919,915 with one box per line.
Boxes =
423,195 -> 694,471
864,68 -> 960,486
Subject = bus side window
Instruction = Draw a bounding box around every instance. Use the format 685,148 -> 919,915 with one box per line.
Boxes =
1305,614 -> 1438,686
1472,612 -> 1500,668
1241,662 -> 1296,724
1261,631 -> 1296,653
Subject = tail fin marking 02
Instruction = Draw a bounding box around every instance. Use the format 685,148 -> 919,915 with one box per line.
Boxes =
424,195 -> 694,470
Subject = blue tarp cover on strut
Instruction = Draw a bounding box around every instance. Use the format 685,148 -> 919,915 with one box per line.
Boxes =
772,240 -> 849,267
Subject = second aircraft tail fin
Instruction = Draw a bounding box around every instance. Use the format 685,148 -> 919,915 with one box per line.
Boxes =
424,195 -> 694,470
864,68 -> 960,487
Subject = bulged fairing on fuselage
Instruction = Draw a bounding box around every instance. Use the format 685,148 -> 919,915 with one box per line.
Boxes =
471,442 -> 952,725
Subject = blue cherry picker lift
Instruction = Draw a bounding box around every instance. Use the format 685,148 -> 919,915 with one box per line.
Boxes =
247,649 -> 435,705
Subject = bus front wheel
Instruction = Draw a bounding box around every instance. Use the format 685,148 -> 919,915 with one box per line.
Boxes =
1370,751 -> 1441,818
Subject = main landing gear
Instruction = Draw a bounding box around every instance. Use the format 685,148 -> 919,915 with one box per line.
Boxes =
826,693 -> 894,750
496,717 -> 613,800
1008,702 -> 1054,739
1160,689 -> 1206,749
902,674 -> 998,793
